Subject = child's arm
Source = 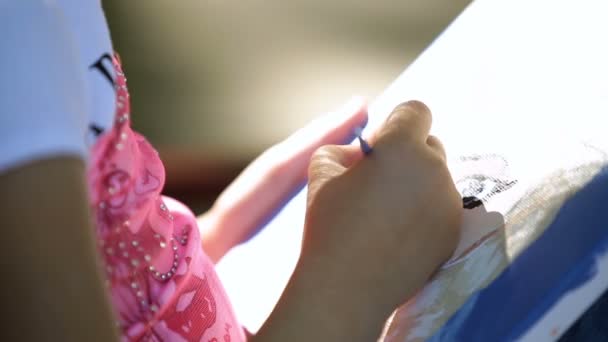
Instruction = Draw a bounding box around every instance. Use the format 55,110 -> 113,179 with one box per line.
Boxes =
0,157 -> 119,342
0,3 -> 119,340
253,101 -> 462,341
198,98 -> 368,262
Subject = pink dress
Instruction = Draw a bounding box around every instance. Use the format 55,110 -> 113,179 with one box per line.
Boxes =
87,55 -> 246,342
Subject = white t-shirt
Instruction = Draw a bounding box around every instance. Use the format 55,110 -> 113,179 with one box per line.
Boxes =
0,0 -> 116,172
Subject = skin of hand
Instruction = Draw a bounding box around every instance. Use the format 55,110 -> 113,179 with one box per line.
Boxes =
0,157 -> 120,342
254,100 -> 462,341
198,97 -> 369,263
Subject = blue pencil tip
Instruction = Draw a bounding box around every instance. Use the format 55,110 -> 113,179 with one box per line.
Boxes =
355,127 -> 373,155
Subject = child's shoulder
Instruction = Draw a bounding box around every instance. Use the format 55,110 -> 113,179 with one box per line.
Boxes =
0,0 -> 115,172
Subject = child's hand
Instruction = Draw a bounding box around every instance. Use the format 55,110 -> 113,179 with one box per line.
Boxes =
255,101 -> 462,341
305,99 -> 461,308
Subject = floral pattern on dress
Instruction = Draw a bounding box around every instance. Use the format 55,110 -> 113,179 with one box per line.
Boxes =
87,55 -> 245,342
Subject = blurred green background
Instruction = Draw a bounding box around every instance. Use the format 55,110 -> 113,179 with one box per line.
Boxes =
103,0 -> 471,212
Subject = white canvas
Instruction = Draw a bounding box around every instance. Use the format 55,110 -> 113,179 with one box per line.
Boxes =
217,0 -> 608,340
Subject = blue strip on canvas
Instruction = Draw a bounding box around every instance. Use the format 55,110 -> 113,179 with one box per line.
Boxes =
429,167 -> 608,341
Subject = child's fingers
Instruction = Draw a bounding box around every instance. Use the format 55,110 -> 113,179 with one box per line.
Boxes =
250,96 -> 367,183
372,100 -> 432,150
426,135 -> 447,162
281,97 -> 368,154
200,98 -> 367,261
214,97 -> 367,211
307,144 -> 362,205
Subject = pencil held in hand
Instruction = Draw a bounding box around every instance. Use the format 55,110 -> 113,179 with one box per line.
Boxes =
354,127 -> 373,155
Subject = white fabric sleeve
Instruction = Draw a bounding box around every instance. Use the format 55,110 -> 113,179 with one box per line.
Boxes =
0,1 -> 89,173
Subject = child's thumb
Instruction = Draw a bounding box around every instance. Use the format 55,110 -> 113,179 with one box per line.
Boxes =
307,144 -> 362,204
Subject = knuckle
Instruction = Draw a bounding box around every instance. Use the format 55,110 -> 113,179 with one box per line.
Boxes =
310,145 -> 334,166
426,136 -> 446,160
420,145 -> 449,173
404,100 -> 431,116
426,135 -> 443,148
308,145 -> 345,180
378,100 -> 433,146
426,148 -> 449,171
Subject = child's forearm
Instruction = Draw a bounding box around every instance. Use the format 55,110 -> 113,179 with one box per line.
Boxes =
198,211 -> 231,262
252,266 -> 391,342
197,99 -> 369,264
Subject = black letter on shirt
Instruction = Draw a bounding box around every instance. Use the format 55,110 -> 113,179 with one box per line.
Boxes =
89,123 -> 105,136
90,53 -> 115,87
